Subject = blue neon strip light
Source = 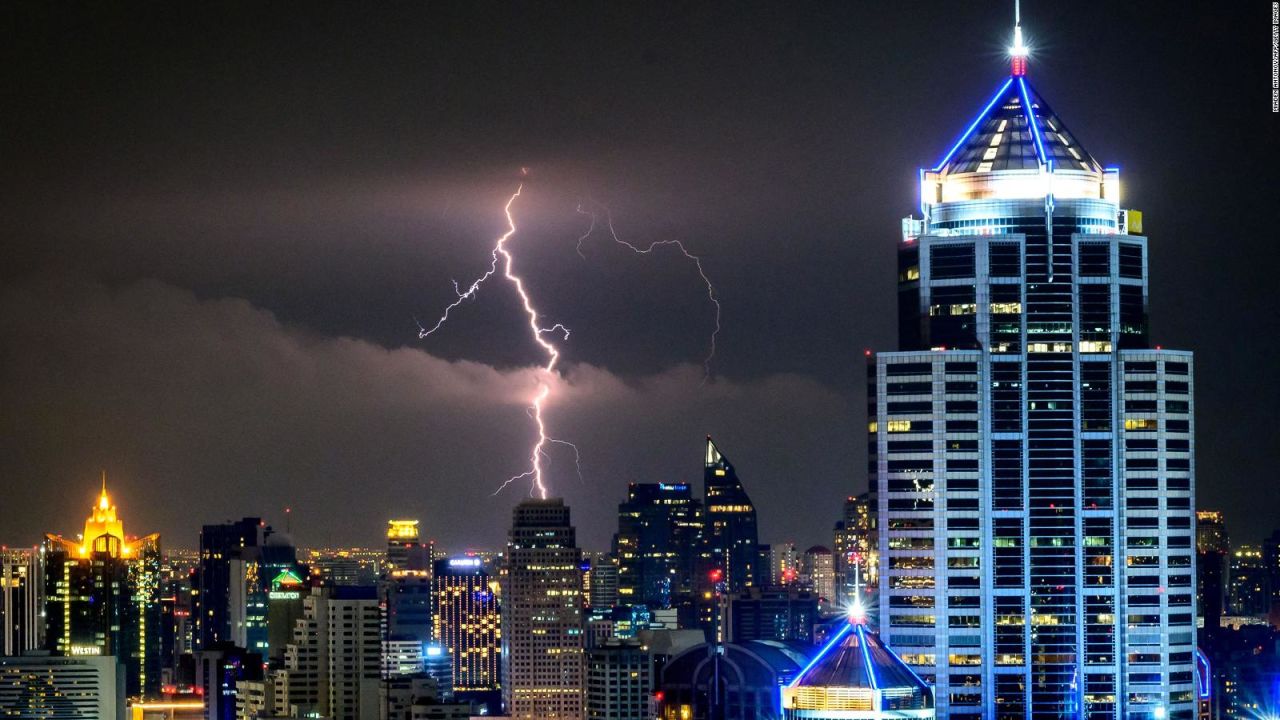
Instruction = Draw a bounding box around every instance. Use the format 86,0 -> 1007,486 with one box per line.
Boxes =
930,77 -> 1014,172
855,625 -> 879,690
1195,649 -> 1211,699
1017,76 -> 1048,165
786,621 -> 852,687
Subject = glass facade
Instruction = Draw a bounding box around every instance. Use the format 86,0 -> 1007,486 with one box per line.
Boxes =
875,72 -> 1196,720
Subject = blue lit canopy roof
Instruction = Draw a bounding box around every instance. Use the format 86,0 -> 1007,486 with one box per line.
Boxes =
782,621 -> 934,716
932,76 -> 1100,176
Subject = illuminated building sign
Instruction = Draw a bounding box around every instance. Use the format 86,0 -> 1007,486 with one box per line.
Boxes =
268,591 -> 301,600
69,644 -> 102,656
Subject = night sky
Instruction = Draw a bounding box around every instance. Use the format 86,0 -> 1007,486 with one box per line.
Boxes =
2,1 -> 1276,552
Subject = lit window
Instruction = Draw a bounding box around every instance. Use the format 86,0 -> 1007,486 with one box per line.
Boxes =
983,147 -> 997,161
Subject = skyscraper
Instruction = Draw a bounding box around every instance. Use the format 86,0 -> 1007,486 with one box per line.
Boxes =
1,548 -> 41,656
386,519 -> 433,574
584,638 -> 652,720
872,17 -> 1196,719
1196,510 -> 1229,630
196,517 -> 264,650
43,478 -> 162,698
582,551 -> 620,610
280,585 -> 381,720
1228,545 -> 1269,617
832,493 -> 877,607
703,437 -> 760,591
432,557 -> 500,705
801,546 -> 835,608
613,482 -> 704,609
718,586 -> 818,644
502,498 -> 584,719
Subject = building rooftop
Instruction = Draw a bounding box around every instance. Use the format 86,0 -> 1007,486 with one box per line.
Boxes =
932,75 -> 1099,176
783,619 -> 934,716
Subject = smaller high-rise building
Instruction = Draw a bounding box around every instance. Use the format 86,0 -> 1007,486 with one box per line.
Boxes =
0,654 -> 126,720
281,586 -> 381,720
614,482 -> 704,610
1197,510 -> 1230,629
196,517 -> 265,651
801,547 -> 835,608
583,551 -> 619,609
832,493 -> 876,607
1229,545 -> 1270,618
1,548 -> 41,656
502,499 -> 584,720
431,557 -> 500,707
387,520 -> 433,574
768,543 -> 800,587
719,587 -> 819,644
386,570 -> 433,644
195,643 -> 263,720
584,638 -> 652,720
703,437 -> 760,592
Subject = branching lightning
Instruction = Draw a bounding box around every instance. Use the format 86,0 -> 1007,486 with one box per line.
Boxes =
418,180 -> 578,499
575,199 -> 721,381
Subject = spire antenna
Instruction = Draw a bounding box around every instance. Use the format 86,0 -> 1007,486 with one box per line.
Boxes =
1010,0 -> 1028,76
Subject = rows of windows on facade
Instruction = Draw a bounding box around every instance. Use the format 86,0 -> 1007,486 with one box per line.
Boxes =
1,26 -> 1267,720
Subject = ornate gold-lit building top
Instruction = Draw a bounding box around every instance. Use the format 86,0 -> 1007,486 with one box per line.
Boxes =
46,472 -> 158,558
387,519 -> 420,540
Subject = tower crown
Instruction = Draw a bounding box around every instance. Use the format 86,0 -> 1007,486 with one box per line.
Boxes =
915,2 -> 1121,215
82,471 -> 126,556
919,75 -> 1118,212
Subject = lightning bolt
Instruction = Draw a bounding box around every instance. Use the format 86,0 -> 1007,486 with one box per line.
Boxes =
575,200 -> 721,381
418,181 -> 578,499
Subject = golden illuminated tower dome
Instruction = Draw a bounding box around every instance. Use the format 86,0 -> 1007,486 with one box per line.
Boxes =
81,471 -> 126,556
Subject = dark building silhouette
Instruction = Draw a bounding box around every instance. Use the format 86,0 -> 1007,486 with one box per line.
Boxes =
719,587 -> 818,644
1197,510 -> 1229,629
703,437 -> 760,593
656,639 -> 814,720
196,517 -> 264,650
614,482 -> 704,611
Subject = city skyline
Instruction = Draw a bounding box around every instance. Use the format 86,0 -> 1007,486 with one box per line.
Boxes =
2,1 -> 1276,556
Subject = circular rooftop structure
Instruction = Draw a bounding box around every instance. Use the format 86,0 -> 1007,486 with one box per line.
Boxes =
782,620 -> 934,719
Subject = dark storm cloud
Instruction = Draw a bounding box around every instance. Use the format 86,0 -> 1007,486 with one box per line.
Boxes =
0,275 -> 852,550
1,1 -> 1277,546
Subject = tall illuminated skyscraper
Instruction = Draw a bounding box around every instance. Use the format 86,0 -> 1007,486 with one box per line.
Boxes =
502,498 -> 584,719
703,437 -> 760,591
872,15 -> 1196,720
43,477 -> 162,698
432,557 -> 500,703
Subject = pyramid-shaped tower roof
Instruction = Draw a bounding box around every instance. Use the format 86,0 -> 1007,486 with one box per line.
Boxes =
932,76 -> 1100,176
783,620 -> 934,715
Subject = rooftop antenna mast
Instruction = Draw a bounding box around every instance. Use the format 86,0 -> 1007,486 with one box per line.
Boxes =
1010,0 -> 1028,76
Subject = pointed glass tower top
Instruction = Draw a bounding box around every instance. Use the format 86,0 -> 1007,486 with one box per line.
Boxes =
916,6 -> 1120,211
931,78 -> 1100,175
